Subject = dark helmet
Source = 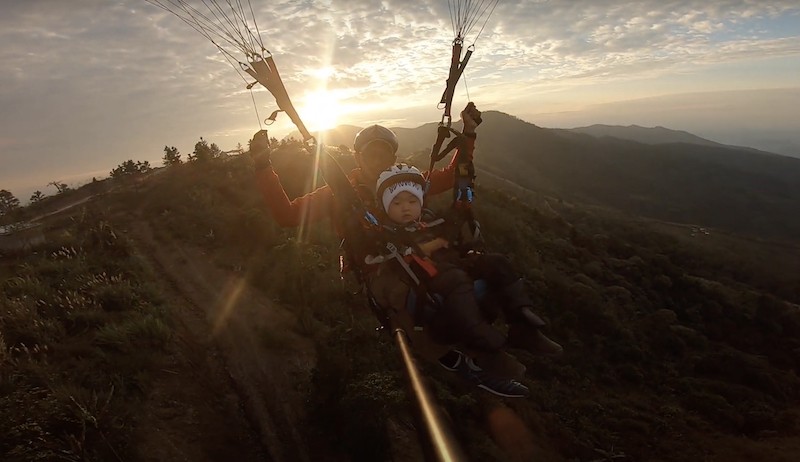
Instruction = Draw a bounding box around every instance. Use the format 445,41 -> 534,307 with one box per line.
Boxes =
354,124 -> 399,154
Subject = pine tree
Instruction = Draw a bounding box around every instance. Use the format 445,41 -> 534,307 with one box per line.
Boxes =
29,190 -> 45,203
0,189 -> 20,215
163,145 -> 182,166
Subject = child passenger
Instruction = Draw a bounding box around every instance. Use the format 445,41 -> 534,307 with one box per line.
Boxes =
368,164 -> 562,393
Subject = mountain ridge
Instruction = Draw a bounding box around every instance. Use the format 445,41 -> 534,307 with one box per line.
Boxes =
287,111 -> 792,158
285,110 -> 800,241
563,123 -> 723,147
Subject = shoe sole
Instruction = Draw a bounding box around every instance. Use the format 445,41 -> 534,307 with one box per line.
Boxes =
476,383 -> 529,398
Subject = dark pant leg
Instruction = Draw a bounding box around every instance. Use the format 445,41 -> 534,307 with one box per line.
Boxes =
462,252 -> 519,286
425,262 -> 506,352
460,253 -> 563,355
461,253 -> 532,322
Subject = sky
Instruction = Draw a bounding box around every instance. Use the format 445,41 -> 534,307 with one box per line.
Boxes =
1,0 -> 799,201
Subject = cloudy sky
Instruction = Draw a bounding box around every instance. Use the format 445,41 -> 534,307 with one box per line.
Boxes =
1,0 -> 799,200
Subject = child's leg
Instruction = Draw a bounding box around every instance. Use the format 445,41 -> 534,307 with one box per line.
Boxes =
425,262 -> 506,352
367,266 -> 452,362
464,253 -> 564,355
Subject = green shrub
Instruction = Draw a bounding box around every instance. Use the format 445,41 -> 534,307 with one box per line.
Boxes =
93,280 -> 138,312
0,297 -> 65,348
682,389 -> 743,430
94,315 -> 171,352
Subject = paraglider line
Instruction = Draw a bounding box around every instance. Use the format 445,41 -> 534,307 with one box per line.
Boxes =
471,0 -> 500,45
248,1 -> 266,51
250,88 -> 263,130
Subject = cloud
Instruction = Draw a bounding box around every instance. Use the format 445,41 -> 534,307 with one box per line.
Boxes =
1,0 -> 799,195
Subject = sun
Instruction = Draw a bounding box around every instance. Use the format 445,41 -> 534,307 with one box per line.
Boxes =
301,90 -> 342,132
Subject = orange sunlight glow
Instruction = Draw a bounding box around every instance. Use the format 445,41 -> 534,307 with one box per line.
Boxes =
301,90 -> 342,132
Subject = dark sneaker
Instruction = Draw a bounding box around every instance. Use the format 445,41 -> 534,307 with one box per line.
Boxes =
438,350 -> 462,372
472,350 -> 527,379
507,324 -> 564,356
444,351 -> 530,398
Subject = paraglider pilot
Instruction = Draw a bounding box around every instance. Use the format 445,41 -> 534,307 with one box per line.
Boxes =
251,104 -> 562,397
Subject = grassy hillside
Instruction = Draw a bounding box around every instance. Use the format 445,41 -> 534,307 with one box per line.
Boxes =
2,145 -> 799,461
1,206 -> 173,460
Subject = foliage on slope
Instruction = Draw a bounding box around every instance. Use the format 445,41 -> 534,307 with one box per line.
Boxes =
1,209 -> 170,461
5,139 -> 799,461
120,145 -> 800,460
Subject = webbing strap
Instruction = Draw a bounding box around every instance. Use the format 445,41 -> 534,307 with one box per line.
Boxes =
438,41 -> 474,124
243,55 -> 312,142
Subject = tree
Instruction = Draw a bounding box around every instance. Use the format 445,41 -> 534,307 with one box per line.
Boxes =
48,181 -> 70,194
111,160 -> 134,178
163,145 -> 182,166
0,189 -> 20,215
29,190 -> 45,203
136,160 -> 151,172
190,137 -> 223,162
110,159 -> 153,178
111,160 -> 137,178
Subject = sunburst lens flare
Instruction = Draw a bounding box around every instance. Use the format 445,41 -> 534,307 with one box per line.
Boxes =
212,277 -> 248,337
301,90 -> 342,132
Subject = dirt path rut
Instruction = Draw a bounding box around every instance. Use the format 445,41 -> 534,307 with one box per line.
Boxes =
126,220 -> 316,462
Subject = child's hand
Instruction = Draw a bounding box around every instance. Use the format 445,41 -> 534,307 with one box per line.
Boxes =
418,237 -> 449,256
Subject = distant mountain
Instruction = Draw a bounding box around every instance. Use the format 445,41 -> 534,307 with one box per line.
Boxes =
285,122 -> 440,156
563,124 -> 723,147
288,111 -> 800,241
474,111 -> 800,241
559,124 -> 800,158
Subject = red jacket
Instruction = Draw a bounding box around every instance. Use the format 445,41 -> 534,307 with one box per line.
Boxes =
255,137 -> 474,227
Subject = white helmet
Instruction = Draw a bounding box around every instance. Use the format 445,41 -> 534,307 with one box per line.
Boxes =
354,125 -> 399,154
375,164 -> 425,213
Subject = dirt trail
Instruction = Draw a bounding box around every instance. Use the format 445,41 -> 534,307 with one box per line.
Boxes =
124,219 -> 317,462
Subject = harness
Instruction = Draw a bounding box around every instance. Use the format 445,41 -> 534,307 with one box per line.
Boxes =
363,216 -> 452,330
325,120 -> 487,334
426,114 -> 483,251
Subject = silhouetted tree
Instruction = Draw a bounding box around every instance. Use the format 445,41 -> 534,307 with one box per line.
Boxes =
111,160 -> 136,178
110,159 -> 149,178
29,190 -> 45,203
190,137 -> 223,162
163,145 -> 182,166
0,189 -> 20,215
48,181 -> 70,194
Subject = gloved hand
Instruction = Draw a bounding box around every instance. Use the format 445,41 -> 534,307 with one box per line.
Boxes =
250,129 -> 272,170
461,102 -> 482,134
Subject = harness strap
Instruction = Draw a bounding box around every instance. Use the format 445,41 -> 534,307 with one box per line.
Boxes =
426,127 -> 464,193
408,254 -> 438,278
386,242 -> 420,286
382,241 -> 448,331
438,41 -> 474,124
243,55 -> 312,142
